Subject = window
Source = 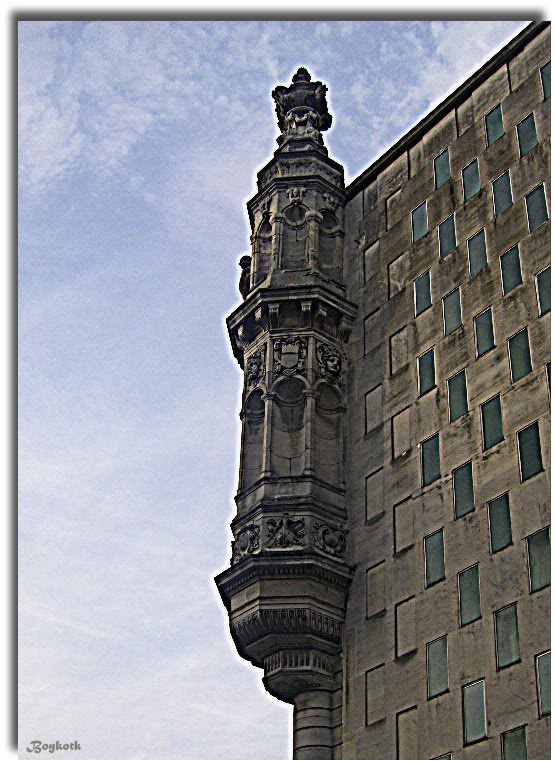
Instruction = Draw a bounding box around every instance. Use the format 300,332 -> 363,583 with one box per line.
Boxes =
448,369 -> 468,421
463,159 -> 480,201
434,148 -> 451,189
412,201 -> 428,242
500,245 -> 522,294
481,395 -> 504,450
418,348 -> 435,396
518,421 -> 543,481
508,328 -> 532,382
443,288 -> 462,335
474,308 -> 495,357
517,113 -> 538,157
414,271 -> 431,316
540,60 -> 551,99
526,184 -> 549,231
439,214 -> 456,258
459,565 -> 481,626
453,462 -> 474,518
493,171 -> 513,216
424,528 -> 445,586
527,527 -> 550,592
463,680 -> 487,745
421,434 -> 440,487
468,229 -> 487,275
427,635 -> 448,698
536,266 -> 550,315
485,104 -> 504,145
502,726 -> 527,760
488,493 -> 512,553
495,603 -> 520,668
536,651 -> 550,716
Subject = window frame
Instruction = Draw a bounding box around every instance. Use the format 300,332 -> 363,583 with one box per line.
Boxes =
411,200 -> 428,243
442,287 -> 462,336
421,432 -> 441,488
452,460 -> 475,520
536,650 -> 551,717
417,347 -> 436,397
516,112 -> 538,157
501,725 -> 527,760
494,602 -> 521,670
500,244 -> 523,296
462,158 -> 481,202
467,228 -> 487,276
540,60 -> 551,99
517,420 -> 544,482
474,307 -> 495,358
527,526 -> 550,593
485,103 -> 504,146
462,679 -> 488,746
438,213 -> 457,259
507,327 -> 532,383
525,183 -> 549,232
424,527 -> 445,587
458,563 -> 482,627
488,492 -> 513,554
535,266 -> 551,316
480,393 -> 504,451
434,148 -> 451,189
492,169 -> 513,217
447,368 -> 468,422
426,634 -> 449,699
414,270 -> 432,317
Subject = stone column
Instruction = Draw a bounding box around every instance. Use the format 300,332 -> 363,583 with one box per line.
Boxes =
293,690 -> 334,760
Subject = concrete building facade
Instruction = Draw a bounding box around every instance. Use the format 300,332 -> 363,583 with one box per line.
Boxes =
216,21 -> 550,760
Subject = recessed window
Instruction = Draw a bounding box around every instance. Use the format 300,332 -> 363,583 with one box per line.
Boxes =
421,433 -> 440,487
517,113 -> 538,157
488,493 -> 512,553
412,201 -> 428,242
463,680 -> 487,745
518,421 -> 543,481
527,527 -> 550,592
485,104 -> 504,146
508,328 -> 532,382
526,184 -> 549,232
536,266 -> 551,315
467,229 -> 487,275
458,565 -> 481,626
443,288 -> 462,335
418,348 -> 436,396
492,171 -> 513,216
500,245 -> 522,295
474,308 -> 495,357
448,369 -> 468,422
540,60 -> 551,99
439,214 -> 456,258
434,148 -> 451,189
502,726 -> 527,760
481,394 -> 504,450
453,461 -> 474,519
462,160 -> 480,202
495,603 -> 520,669
424,528 -> 445,587
414,271 -> 432,316
427,635 -> 449,698
536,651 -> 551,716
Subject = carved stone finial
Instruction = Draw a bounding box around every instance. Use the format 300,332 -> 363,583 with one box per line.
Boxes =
272,68 -> 332,139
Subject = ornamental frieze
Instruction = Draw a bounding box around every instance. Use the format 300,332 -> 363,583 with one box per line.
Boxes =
232,608 -> 343,645
273,336 -> 307,377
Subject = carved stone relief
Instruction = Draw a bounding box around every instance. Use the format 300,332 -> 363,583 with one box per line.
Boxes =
245,345 -> 266,390
273,336 -> 307,377
266,513 -> 306,548
313,521 -> 347,557
316,341 -> 343,385
232,523 -> 260,562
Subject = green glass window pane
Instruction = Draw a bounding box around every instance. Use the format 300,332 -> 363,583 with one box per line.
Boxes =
493,171 -> 513,216
459,565 -> 481,626
528,528 -> 550,592
489,494 -> 512,553
434,149 -> 451,189
495,604 -> 520,668
540,61 -> 551,99
427,636 -> 449,697
475,308 -> 495,357
537,651 -> 551,716
463,160 -> 480,201
422,434 -> 441,488
439,214 -> 456,258
448,370 -> 468,421
468,229 -> 487,275
537,267 -> 550,315
526,185 -> 548,231
500,245 -> 522,294
509,329 -> 532,382
463,680 -> 487,744
412,201 -> 428,242
415,271 -> 431,316
482,395 -> 504,450
486,104 -> 504,145
518,421 -> 543,481
443,288 -> 462,335
502,726 -> 527,760
517,113 -> 538,157
418,348 -> 435,396
425,528 -> 445,586
435,755 -> 452,760
453,462 -> 474,518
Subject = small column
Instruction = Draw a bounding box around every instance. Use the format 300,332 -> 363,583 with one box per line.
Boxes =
302,388 -> 318,477
271,213 -> 284,270
306,210 -> 321,270
293,690 -> 334,760
261,391 -> 275,476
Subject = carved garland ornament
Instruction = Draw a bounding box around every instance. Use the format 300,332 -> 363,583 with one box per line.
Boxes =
273,336 -> 307,377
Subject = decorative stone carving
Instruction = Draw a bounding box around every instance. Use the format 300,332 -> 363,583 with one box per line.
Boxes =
239,255 -> 252,299
321,193 -> 340,211
245,346 -> 266,390
287,186 -> 306,204
232,523 -> 260,562
272,68 -> 332,135
316,341 -> 343,385
273,336 -> 307,377
232,608 -> 343,644
266,513 -> 306,548
313,521 -> 347,557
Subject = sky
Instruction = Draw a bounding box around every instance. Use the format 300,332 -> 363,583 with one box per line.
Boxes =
15,12 -> 534,761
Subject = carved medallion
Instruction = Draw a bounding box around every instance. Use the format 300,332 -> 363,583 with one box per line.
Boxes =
274,337 -> 307,377
313,522 -> 347,557
316,341 -> 343,385
266,513 -> 306,548
232,523 -> 260,563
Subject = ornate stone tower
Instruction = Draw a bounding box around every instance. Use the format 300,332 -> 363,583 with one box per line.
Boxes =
215,69 -> 356,759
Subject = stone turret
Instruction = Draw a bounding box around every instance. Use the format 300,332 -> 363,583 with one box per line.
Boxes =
215,68 -> 356,759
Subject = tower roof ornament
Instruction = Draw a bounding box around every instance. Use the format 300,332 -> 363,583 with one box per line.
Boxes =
272,68 -> 332,142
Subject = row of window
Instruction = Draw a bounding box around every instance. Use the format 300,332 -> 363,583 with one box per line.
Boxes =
433,722 -> 532,760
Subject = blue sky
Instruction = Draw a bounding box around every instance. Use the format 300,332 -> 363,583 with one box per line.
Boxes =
17,15 -> 532,760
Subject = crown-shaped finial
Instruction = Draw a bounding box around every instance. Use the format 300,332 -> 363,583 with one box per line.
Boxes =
272,68 -> 332,137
